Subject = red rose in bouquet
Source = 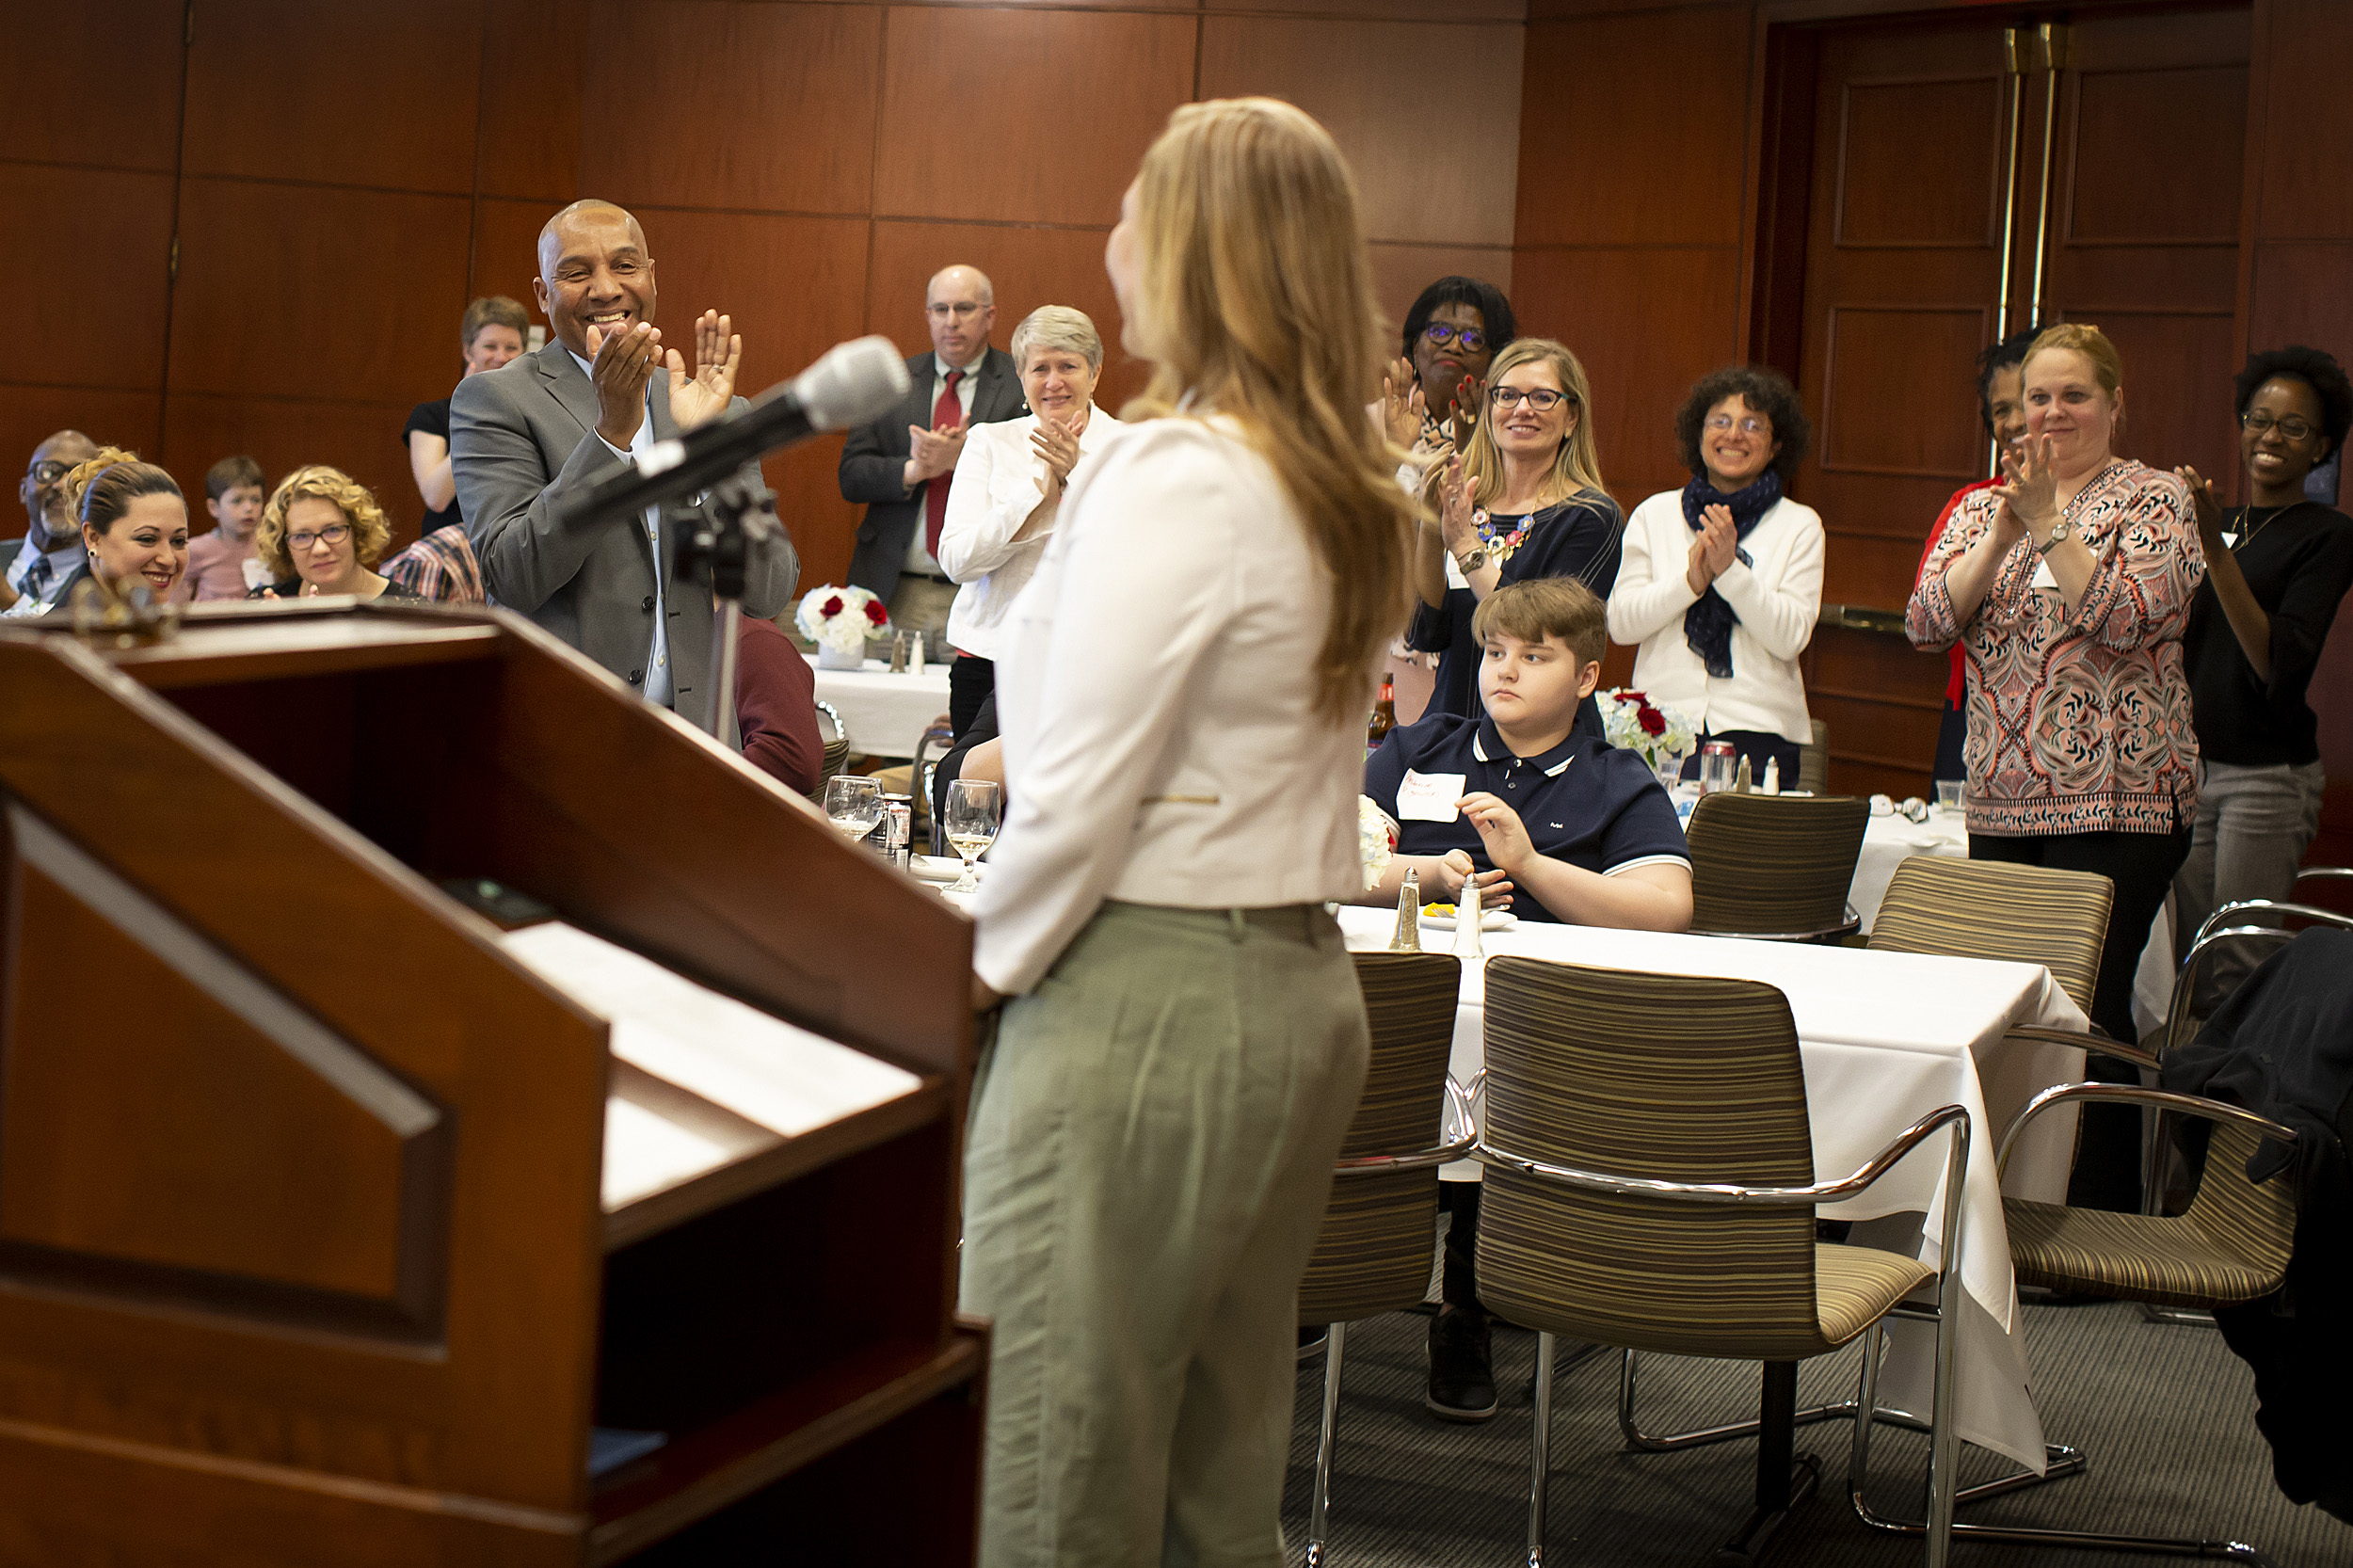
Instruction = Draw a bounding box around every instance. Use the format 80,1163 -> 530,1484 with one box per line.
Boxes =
821,595 -> 844,618
864,599 -> 889,626
1639,707 -> 1666,737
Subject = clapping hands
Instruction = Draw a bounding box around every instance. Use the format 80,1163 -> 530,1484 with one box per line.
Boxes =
1686,503 -> 1737,595
584,309 -> 744,444
1380,356 -> 1426,449
1446,373 -> 1484,449
1031,410 -> 1082,490
1994,431 -> 2060,544
2175,464 -> 2227,552
1437,456 -> 1480,553
665,310 -> 742,432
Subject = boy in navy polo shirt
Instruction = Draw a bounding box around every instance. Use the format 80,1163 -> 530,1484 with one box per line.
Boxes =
1355,575 -> 1692,1425
1363,576 -> 1691,929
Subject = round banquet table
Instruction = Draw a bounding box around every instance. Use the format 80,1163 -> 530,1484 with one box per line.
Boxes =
1335,904 -> 2089,1473
803,653 -> 952,760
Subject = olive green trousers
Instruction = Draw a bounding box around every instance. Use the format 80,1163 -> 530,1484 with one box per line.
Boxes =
960,902 -> 1369,1568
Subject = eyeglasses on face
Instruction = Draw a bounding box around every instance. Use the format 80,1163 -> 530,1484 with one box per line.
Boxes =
1421,323 -> 1487,355
929,301 -> 986,319
28,459 -> 70,485
1487,386 -> 1570,411
288,523 -> 352,551
2241,410 -> 2318,442
1705,413 -> 1771,437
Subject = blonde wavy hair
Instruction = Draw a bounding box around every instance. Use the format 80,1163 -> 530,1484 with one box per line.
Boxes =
1423,337 -> 1609,515
1119,98 -> 1415,725
257,465 -> 393,579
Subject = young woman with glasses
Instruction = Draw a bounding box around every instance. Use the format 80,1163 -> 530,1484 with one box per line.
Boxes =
2171,345 -> 2353,1004
1609,364 -> 1823,784
1405,337 -> 1623,728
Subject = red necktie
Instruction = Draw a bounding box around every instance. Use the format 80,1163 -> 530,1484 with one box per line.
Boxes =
924,368 -> 966,560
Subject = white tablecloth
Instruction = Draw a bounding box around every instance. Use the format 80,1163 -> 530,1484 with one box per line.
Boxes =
1850,807 -> 1970,934
1337,904 -> 2089,1471
805,655 -> 952,760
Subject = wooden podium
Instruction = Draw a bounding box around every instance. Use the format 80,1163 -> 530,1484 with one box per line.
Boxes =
0,600 -> 984,1564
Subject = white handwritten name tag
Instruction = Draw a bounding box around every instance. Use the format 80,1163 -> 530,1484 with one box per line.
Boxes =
1396,770 -> 1467,823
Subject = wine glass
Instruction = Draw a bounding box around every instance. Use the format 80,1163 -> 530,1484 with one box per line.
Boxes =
824,776 -> 884,845
942,779 -> 1001,894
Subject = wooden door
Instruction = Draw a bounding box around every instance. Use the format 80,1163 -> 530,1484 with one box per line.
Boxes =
1758,5 -> 2253,798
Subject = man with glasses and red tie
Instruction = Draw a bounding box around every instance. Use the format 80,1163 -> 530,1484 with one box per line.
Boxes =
2,430 -> 102,617
842,264 -> 1026,642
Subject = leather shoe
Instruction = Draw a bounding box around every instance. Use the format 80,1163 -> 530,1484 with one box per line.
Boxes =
1426,1307 -> 1497,1422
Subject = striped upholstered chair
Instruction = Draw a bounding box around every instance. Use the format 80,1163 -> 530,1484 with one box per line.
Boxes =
1295,951 -> 1467,1568
1850,1082 -> 2298,1565
1868,856 -> 2109,1020
1475,957 -> 1970,1568
1683,792 -> 1869,942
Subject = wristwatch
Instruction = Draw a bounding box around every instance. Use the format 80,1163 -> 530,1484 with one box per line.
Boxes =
2035,518 -> 2074,556
1456,546 -> 1489,572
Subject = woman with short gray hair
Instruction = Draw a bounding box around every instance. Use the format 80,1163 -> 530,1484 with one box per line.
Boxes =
935,304 -> 1123,736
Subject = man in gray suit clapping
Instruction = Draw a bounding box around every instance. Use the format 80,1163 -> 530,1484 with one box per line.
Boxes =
453,199 -> 798,731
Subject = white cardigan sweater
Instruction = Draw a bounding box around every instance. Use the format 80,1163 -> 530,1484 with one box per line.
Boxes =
1606,488 -> 1825,744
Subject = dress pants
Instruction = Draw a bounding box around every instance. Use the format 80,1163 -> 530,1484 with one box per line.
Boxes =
951,652 -> 995,740
887,572 -> 958,643
960,902 -> 1369,1568
2173,759 -> 2327,1007
1971,824 -> 2192,1210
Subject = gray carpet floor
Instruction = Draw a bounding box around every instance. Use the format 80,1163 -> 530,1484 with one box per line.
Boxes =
1283,1301 -> 2353,1567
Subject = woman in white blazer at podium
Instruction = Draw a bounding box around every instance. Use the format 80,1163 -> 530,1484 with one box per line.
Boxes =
959,100 -> 1417,1567
933,305 -> 1120,740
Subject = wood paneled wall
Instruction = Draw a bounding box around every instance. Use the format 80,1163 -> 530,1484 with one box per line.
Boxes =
0,0 -> 1522,588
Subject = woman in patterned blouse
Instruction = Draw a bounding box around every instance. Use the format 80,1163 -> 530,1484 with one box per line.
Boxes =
1907,322 -> 2203,1209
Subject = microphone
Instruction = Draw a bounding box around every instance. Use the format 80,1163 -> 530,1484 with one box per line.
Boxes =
568,335 -> 910,525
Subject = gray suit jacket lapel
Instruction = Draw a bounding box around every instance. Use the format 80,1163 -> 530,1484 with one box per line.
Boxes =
536,340 -> 600,438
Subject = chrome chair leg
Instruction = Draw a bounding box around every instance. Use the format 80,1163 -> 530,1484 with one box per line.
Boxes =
1619,1349 -> 1875,1453
2140,1302 -> 2217,1327
1849,1320 -> 2266,1564
1527,1331 -> 1558,1568
1304,1320 -> 1346,1568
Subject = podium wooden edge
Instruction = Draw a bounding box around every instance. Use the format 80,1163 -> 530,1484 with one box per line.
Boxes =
601,1078 -> 952,1252
585,1322 -> 988,1563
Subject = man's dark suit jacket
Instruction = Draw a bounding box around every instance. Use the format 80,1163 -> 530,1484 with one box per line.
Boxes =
1,536 -> 91,613
452,339 -> 798,733
840,346 -> 1026,603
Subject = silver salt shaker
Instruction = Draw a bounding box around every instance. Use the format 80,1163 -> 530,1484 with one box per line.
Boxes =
1453,871 -> 1484,959
1389,869 -> 1422,952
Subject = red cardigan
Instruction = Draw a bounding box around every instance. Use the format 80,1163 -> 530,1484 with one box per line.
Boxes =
735,617 -> 824,794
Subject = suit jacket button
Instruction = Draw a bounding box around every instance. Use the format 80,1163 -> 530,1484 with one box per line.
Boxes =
628,668 -> 645,684
641,595 -> 656,612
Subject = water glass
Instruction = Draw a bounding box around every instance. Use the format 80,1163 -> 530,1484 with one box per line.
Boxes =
824,775 -> 883,844
943,779 -> 1002,894
1936,779 -> 1964,813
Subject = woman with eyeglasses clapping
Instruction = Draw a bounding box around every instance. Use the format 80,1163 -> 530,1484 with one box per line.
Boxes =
1609,365 -> 1822,783
1408,337 -> 1624,726
2172,346 -> 2353,1004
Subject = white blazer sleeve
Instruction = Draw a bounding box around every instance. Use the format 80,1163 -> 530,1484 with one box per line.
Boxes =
1607,492 -> 1703,644
971,435 -> 1237,996
1712,503 -> 1824,662
934,424 -> 1042,584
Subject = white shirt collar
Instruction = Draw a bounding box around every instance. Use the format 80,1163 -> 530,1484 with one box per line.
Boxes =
935,349 -> 987,381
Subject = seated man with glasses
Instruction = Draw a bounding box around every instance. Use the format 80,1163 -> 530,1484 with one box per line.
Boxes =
2,429 -> 101,616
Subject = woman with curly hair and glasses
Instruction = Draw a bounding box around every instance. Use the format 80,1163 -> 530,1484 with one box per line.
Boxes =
252,466 -> 423,602
1608,364 -> 1822,783
2171,345 -> 2353,1003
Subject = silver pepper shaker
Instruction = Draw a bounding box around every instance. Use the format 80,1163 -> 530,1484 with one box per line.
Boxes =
1453,871 -> 1484,959
1735,755 -> 1753,794
1390,869 -> 1422,952
888,631 -> 909,675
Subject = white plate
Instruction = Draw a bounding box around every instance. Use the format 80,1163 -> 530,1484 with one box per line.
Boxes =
1417,909 -> 1517,932
909,855 -> 973,884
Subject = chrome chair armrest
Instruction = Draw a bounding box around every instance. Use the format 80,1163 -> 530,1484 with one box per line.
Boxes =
1994,1081 -> 2297,1176
2190,898 -> 2353,951
2003,1023 -> 2155,1071
2290,865 -> 2353,885
2164,923 -> 2304,1057
1333,1075 -> 1477,1176
1476,1103 -> 1970,1210
813,698 -> 845,744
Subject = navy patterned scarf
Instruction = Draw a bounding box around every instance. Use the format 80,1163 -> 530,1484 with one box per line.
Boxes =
1680,469 -> 1782,680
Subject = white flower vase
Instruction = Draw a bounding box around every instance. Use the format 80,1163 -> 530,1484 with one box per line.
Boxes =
817,639 -> 865,671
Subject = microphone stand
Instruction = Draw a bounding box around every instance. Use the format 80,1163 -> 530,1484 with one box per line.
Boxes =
669,472 -> 778,742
